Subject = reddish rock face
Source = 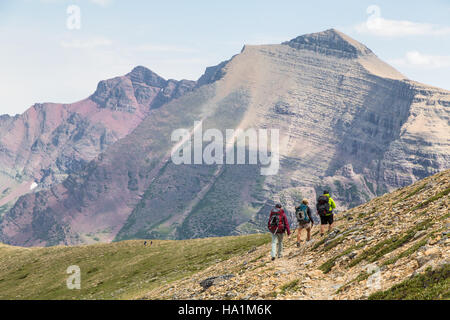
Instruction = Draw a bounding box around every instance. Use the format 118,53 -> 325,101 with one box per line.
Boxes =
1,29 -> 449,247
0,66 -> 196,209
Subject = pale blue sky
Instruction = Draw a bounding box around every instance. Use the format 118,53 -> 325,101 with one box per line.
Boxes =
1,0 -> 449,115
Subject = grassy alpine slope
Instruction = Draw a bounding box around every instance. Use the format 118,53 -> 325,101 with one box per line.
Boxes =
0,234 -> 270,299
0,169 -> 448,300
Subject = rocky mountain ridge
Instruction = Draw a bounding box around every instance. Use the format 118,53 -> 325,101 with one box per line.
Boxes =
283,28 -> 374,58
0,67 -> 195,214
142,169 -> 449,300
0,29 -> 449,246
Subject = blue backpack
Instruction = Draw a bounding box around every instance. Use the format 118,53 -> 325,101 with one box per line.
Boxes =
296,204 -> 310,223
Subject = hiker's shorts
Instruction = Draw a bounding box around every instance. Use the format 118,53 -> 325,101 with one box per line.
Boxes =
320,214 -> 334,225
297,221 -> 312,229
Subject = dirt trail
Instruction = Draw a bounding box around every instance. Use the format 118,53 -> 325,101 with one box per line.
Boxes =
141,225 -> 354,300
140,170 -> 449,300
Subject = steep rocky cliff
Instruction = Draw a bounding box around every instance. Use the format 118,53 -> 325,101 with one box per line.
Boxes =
1,29 -> 449,246
0,67 -> 195,214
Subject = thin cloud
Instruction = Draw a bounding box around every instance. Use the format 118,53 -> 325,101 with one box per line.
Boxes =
39,0 -> 112,5
158,58 -> 207,64
389,51 -> 450,69
89,0 -> 112,7
134,44 -> 199,53
60,37 -> 112,49
355,5 -> 450,37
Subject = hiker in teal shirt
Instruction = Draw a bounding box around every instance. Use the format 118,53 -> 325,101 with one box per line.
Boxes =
295,199 -> 314,247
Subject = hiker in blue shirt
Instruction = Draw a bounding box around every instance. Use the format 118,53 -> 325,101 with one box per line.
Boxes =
295,199 -> 314,247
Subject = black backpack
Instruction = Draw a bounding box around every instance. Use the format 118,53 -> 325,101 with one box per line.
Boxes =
317,195 -> 330,216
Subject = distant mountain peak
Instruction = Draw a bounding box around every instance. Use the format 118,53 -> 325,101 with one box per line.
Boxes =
2,28 -> 449,248
126,66 -> 167,87
282,28 -> 373,58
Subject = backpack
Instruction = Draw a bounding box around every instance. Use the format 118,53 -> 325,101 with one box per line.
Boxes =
296,204 -> 310,223
268,210 -> 285,234
317,195 -> 331,216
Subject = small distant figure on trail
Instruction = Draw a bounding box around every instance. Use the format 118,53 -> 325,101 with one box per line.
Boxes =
144,241 -> 147,246
268,203 -> 291,261
295,199 -> 314,247
150,241 -> 153,246
316,190 -> 337,236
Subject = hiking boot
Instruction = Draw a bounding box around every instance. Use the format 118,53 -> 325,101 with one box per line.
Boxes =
271,257 -> 276,261
296,242 -> 300,247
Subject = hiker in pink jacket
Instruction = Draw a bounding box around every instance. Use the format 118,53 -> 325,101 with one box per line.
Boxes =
268,203 -> 291,260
